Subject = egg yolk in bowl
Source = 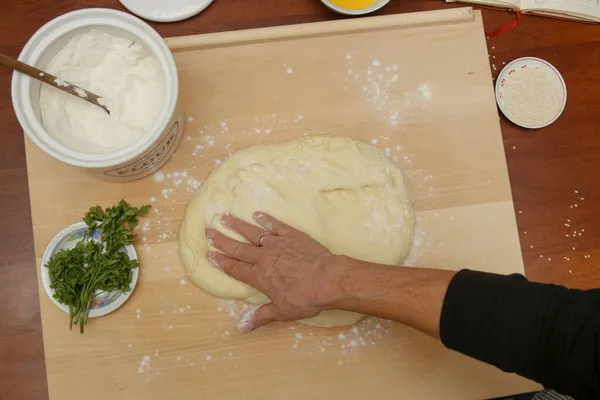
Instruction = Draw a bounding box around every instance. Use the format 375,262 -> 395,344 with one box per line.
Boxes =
328,0 -> 378,10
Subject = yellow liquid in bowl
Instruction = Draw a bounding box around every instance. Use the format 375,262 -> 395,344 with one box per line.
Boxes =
328,0 -> 378,10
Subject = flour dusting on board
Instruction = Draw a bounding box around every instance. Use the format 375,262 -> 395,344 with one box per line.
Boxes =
137,355 -> 155,380
130,68 -> 444,376
283,63 -> 294,75
342,54 -> 434,129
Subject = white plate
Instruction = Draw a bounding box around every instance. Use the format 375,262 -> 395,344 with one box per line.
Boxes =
321,0 -> 391,16
495,57 -> 567,129
119,0 -> 215,23
41,222 -> 139,318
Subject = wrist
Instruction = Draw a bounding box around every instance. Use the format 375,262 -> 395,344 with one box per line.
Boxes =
324,254 -> 361,311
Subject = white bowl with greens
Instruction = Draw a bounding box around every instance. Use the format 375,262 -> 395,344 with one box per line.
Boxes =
40,201 -> 148,333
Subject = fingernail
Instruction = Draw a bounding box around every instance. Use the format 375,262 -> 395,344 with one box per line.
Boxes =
254,212 -> 273,231
253,212 -> 264,222
207,251 -> 223,271
239,321 -> 253,334
220,214 -> 230,226
238,305 -> 260,334
206,229 -> 216,239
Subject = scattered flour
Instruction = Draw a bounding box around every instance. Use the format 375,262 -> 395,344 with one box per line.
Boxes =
138,355 -> 152,374
73,87 -> 88,98
417,83 -> 433,101
342,54 -> 434,129
136,108 -> 437,360
54,78 -> 69,87
153,171 -> 166,183
132,71 -> 482,374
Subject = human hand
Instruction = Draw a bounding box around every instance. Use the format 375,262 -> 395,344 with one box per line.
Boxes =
206,212 -> 346,333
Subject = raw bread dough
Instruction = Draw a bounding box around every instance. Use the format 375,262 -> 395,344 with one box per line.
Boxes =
179,136 -> 415,327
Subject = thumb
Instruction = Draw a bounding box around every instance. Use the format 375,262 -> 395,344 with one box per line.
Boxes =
239,303 -> 278,334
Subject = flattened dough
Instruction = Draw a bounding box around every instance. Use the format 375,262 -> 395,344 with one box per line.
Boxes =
179,136 -> 415,327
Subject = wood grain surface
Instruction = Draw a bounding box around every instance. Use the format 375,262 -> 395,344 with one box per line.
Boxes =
1,1 -> 599,399
25,9 -> 539,399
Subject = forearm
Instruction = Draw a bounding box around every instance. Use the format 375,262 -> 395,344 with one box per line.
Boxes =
330,259 -> 600,399
440,270 -> 600,399
331,255 -> 456,339
213,212 -> 600,398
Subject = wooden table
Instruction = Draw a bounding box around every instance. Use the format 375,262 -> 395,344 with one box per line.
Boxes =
1,1 -> 599,399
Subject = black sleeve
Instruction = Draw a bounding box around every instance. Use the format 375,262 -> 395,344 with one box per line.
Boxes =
439,269 -> 600,400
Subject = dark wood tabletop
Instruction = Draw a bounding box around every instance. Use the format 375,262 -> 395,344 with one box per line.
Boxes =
1,1 -> 599,399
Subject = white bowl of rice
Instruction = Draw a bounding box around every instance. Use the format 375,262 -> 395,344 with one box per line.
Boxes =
495,57 -> 567,129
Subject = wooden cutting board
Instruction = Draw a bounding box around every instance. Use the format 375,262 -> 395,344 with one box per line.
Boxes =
25,7 -> 541,400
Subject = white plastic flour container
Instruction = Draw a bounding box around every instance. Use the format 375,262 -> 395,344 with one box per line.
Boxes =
11,8 -> 184,181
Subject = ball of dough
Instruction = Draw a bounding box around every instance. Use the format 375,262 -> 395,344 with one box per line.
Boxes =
179,136 -> 415,327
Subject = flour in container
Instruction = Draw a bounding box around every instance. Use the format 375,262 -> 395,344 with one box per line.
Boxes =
39,29 -> 165,153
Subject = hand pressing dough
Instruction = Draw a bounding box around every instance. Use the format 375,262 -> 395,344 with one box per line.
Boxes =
179,136 -> 415,327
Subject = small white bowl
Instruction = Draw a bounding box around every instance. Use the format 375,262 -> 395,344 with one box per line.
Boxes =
495,57 -> 567,129
321,0 -> 391,16
41,222 -> 139,318
119,0 -> 215,23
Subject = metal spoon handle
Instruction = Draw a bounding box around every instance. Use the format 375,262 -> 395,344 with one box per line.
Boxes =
0,52 -> 111,115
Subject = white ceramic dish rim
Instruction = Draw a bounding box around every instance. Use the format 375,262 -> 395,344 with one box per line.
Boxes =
40,221 -> 139,318
11,8 -> 179,168
495,56 -> 567,129
119,0 -> 215,22
320,0 -> 391,16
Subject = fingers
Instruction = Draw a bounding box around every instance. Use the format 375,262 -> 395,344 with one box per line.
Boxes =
220,214 -> 270,246
208,250 -> 280,335
206,229 -> 261,263
208,251 -> 257,284
239,303 -> 279,334
253,212 -> 296,236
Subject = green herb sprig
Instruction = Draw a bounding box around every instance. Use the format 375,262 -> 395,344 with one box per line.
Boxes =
45,200 -> 150,333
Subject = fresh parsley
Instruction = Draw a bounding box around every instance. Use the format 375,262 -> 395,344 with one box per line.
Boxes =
45,200 -> 150,333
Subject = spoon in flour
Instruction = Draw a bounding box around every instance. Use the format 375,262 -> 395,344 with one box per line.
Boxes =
0,52 -> 111,115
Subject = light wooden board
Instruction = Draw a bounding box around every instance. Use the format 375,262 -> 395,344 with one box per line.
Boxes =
25,8 -> 541,400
